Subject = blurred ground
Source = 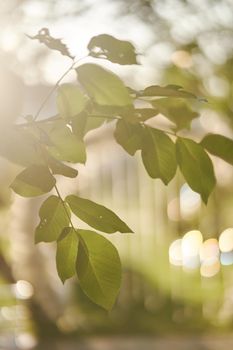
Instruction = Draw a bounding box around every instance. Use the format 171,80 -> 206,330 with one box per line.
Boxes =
34,335 -> 233,350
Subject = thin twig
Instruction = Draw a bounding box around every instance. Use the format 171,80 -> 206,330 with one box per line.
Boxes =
33,55 -> 87,121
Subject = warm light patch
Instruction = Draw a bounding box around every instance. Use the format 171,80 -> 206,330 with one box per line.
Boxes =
171,50 -> 193,68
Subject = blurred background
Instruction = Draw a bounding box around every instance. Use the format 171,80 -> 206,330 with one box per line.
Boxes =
1,0 -> 233,349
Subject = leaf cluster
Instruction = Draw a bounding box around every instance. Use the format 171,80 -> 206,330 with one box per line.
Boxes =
3,31 -> 233,310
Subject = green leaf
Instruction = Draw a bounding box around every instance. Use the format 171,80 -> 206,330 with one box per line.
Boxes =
56,227 -> 78,283
87,34 -> 138,65
141,127 -> 177,184
76,229 -> 121,310
151,99 -> 198,130
46,121 -> 86,163
57,84 -> 88,120
76,63 -> 132,107
141,85 -> 197,99
176,138 -> 216,203
201,134 -> 233,165
35,195 -> 71,243
114,119 -> 144,155
66,195 -> 133,234
48,157 -> 78,178
11,165 -> 56,197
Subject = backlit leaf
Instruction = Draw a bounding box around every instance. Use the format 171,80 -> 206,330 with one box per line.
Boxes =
46,121 -> 86,163
66,195 -> 133,234
35,195 -> 71,243
176,138 -> 216,203
76,229 -> 121,310
77,63 -> 132,107
57,84 -> 88,120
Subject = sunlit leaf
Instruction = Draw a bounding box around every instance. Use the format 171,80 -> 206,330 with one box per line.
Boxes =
56,227 -> 78,283
35,195 -> 71,243
201,134 -> 233,165
114,119 -> 143,155
45,121 -> 86,163
76,63 -> 132,106
141,127 -> 177,184
176,137 -> 216,203
10,165 -> 56,197
76,229 -> 121,310
66,195 -> 133,233
57,84 -> 88,120
87,34 -> 138,65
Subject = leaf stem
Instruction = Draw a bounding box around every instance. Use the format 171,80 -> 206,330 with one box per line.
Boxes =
54,184 -> 76,231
